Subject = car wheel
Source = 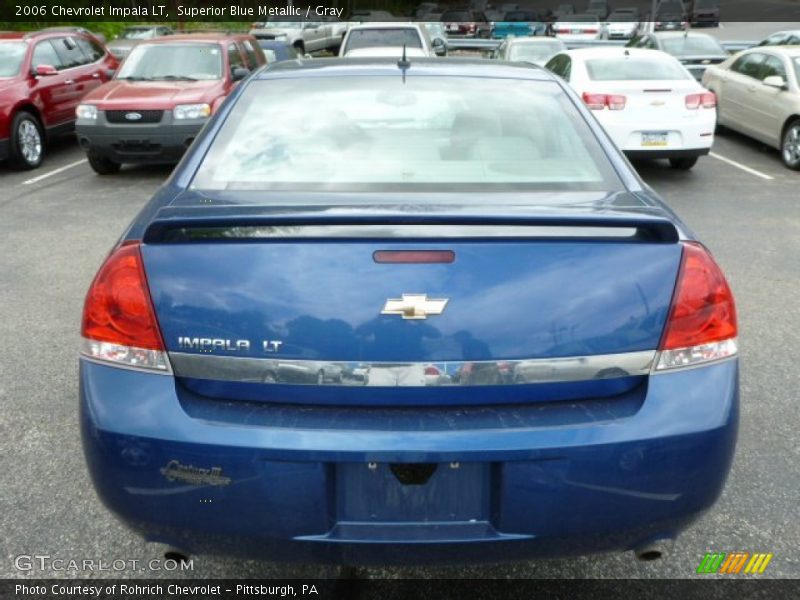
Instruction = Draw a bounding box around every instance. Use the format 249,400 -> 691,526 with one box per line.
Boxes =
781,119 -> 800,171
669,157 -> 698,170
10,111 -> 44,170
87,154 -> 121,175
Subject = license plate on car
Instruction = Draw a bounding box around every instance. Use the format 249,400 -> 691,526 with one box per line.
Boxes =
641,132 -> 668,147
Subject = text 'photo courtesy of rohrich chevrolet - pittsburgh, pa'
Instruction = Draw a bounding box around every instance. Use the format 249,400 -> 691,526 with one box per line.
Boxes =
1,0 -> 799,596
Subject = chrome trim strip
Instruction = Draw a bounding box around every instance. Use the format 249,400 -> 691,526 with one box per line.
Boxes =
168,350 -> 656,387
165,224 -> 640,240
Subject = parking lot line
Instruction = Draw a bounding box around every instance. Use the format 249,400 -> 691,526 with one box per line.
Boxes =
22,159 -> 87,185
709,152 -> 774,181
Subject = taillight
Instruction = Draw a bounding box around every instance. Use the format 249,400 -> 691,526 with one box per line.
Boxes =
556,28 -> 570,33
81,242 -> 169,372
686,91 -> 716,109
656,242 -> 737,370
585,28 -> 598,33
582,92 -> 626,110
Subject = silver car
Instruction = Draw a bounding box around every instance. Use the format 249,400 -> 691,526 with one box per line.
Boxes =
703,46 -> 800,170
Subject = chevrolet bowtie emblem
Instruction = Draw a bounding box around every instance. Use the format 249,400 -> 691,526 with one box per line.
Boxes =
381,294 -> 449,320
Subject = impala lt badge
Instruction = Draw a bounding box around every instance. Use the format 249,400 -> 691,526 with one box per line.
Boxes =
381,294 -> 449,320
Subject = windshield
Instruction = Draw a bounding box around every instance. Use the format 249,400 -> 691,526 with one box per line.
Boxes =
191,77 -> 620,193
509,42 -> 563,61
609,12 -> 638,21
117,43 -> 222,80
344,29 -> 423,52
0,42 -> 27,78
586,56 -> 691,80
661,36 -> 725,56
121,28 -> 157,40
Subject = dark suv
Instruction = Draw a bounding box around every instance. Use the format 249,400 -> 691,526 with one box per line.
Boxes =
0,29 -> 118,170
75,33 -> 266,174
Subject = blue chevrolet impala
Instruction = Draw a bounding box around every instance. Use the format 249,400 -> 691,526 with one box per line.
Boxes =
80,58 -> 738,565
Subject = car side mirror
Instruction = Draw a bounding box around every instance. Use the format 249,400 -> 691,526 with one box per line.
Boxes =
34,64 -> 58,77
432,38 -> 447,56
762,75 -> 787,90
232,67 -> 250,81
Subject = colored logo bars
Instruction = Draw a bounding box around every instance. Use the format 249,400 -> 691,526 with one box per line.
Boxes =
697,552 -> 774,574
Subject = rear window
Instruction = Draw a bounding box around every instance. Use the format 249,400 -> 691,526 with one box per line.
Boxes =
191,76 -> 621,194
586,56 -> 691,80
0,42 -> 27,77
118,43 -> 222,80
509,41 -> 563,61
344,29 -> 423,53
562,14 -> 598,22
661,36 -> 725,56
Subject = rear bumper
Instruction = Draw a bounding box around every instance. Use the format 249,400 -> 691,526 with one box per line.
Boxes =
80,358 -> 738,565
599,112 -> 716,157
76,115 -> 207,164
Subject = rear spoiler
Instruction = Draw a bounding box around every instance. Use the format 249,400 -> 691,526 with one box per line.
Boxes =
143,208 -> 680,243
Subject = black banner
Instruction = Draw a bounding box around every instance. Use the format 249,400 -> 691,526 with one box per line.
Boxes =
4,579 -> 800,600
1,0 -> 800,22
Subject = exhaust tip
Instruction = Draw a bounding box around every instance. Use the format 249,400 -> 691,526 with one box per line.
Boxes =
634,539 -> 672,562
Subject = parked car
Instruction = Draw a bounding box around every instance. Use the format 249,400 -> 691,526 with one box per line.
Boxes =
415,3 -> 440,18
80,56 -> 738,565
606,8 -> 642,40
628,32 -> 728,81
688,0 -> 720,27
75,33 -> 265,174
249,17 -> 348,55
494,37 -> 566,65
0,29 -> 118,170
440,9 -> 491,38
553,14 -> 608,41
107,26 -> 173,61
491,11 -> 547,38
340,23 -> 436,58
654,0 -> 687,31
756,29 -> 800,47
256,40 -> 301,64
546,47 -> 716,169
703,46 -> 800,169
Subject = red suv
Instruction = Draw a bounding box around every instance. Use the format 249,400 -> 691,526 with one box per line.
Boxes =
0,28 -> 118,170
75,33 -> 266,174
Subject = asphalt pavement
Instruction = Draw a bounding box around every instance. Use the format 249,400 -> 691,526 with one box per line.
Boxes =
0,100 -> 798,580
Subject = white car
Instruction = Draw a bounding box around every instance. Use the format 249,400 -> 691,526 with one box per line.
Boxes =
546,47 -> 716,169
339,23 -> 436,57
553,14 -> 608,41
